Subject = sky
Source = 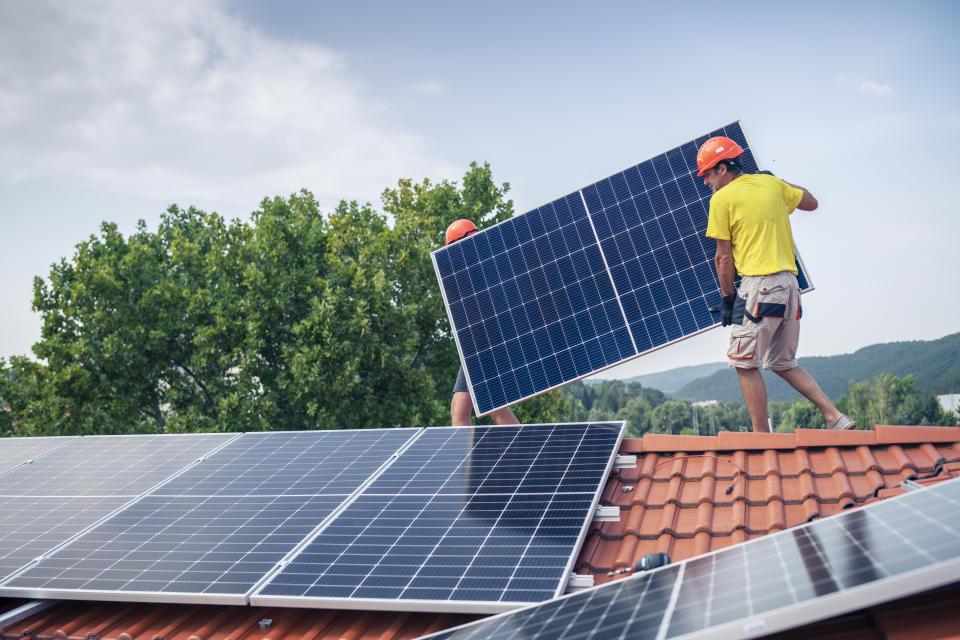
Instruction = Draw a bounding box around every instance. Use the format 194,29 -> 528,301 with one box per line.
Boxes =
1,0 -> 958,380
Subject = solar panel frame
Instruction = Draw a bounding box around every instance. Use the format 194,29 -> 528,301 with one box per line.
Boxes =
413,477 -> 960,640
433,121 -> 814,416
0,428 -> 421,606
250,422 -> 625,614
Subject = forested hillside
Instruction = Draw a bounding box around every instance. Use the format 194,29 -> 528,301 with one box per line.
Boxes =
671,333 -> 960,403
617,361 -> 728,393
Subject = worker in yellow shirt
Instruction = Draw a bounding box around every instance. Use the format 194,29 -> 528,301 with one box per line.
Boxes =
697,136 -> 855,432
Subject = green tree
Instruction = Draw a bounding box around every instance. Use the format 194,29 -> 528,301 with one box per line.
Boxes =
840,373 -> 953,428
649,399 -> 693,435
616,395 -> 653,437
8,163 -> 567,435
772,399 -> 824,433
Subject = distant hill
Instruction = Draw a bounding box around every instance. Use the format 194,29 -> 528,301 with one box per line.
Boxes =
619,362 -> 729,393
668,333 -> 960,403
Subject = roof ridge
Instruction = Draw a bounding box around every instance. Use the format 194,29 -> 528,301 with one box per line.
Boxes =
622,426 -> 960,453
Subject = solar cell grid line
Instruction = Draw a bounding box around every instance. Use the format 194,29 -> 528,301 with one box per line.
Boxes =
0,436 -> 78,477
0,433 -> 237,584
0,428 -> 421,605
0,495 -> 133,583
0,433 -> 235,497
433,121 -> 814,417
251,422 -> 624,613
411,476 -> 960,640
154,428 -> 420,496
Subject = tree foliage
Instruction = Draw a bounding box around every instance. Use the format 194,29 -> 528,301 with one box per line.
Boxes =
2,163 -> 566,435
836,374 -> 955,429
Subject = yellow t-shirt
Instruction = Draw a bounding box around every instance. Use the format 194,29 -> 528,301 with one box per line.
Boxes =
705,173 -> 803,276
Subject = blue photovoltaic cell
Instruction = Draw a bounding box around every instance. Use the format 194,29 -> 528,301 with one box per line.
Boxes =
415,477 -> 960,640
435,194 -> 635,416
1,429 -> 419,603
252,423 -> 624,612
433,121 -> 814,416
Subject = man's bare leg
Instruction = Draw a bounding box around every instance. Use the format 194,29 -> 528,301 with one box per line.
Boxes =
774,366 -> 843,426
452,392 -> 519,426
737,368 -> 770,432
490,406 -> 520,425
451,392 -> 473,426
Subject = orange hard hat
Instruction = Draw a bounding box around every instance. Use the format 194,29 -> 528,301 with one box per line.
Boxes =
445,219 -> 478,245
696,136 -> 744,176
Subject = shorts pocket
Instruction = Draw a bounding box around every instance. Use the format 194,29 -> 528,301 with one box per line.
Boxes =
728,323 -> 758,361
751,283 -> 789,322
756,301 -> 786,318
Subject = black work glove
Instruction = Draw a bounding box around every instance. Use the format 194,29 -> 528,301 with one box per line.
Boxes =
720,294 -> 735,326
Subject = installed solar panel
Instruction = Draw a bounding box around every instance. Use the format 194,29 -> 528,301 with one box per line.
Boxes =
0,429 -> 419,605
0,433 -> 235,497
415,477 -> 960,640
0,433 -> 235,582
0,436 -> 77,476
433,121 -> 813,416
251,422 -> 624,613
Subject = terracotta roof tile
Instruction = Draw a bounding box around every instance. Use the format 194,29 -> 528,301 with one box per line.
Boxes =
580,427 -> 960,581
2,426 -> 959,640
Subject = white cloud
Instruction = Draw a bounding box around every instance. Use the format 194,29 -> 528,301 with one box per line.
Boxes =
407,80 -> 446,96
858,80 -> 895,97
833,74 -> 894,97
0,0 -> 454,207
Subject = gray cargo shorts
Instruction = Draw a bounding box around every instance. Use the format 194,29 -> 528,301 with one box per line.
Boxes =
727,271 -> 802,371
453,366 -> 469,394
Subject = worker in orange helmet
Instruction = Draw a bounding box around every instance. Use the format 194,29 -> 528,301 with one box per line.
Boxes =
697,136 -> 855,432
445,219 -> 520,427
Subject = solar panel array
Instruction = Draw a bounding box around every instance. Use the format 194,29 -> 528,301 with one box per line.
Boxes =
252,423 -> 624,613
0,423 -> 624,611
433,121 -> 813,416
0,433 -> 235,582
415,476 -> 960,640
2,429 -> 419,604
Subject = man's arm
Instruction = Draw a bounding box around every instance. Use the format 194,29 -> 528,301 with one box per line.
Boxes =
714,239 -> 736,297
784,181 -> 818,211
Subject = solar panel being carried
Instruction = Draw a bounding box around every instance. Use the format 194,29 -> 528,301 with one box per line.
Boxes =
432,121 -> 813,416
414,476 -> 960,640
0,429 -> 419,605
0,433 -> 235,582
251,422 -> 624,613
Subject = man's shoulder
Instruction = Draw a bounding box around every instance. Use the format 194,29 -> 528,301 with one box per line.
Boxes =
735,173 -> 781,187
717,173 -> 781,198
